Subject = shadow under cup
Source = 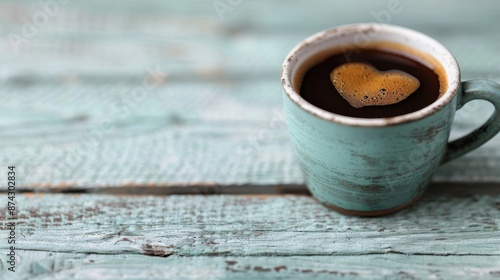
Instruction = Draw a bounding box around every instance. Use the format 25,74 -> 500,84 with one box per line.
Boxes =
281,23 -> 461,216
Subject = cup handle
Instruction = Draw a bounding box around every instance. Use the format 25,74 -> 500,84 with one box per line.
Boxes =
441,80 -> 500,164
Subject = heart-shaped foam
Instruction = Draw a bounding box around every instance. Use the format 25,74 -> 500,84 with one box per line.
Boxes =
330,62 -> 420,108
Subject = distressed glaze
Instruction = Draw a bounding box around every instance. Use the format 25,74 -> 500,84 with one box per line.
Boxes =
282,24 -> 500,214
283,92 -> 455,213
444,80 -> 500,162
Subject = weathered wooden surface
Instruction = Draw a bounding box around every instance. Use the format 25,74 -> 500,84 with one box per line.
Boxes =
0,192 -> 499,278
0,0 -> 500,190
1,192 -> 499,255
9,252 -> 500,280
1,1 -> 500,278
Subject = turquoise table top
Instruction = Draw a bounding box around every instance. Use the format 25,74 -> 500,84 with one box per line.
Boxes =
0,0 -> 499,278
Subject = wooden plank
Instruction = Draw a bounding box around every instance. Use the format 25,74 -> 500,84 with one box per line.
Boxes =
0,24 -> 498,82
1,0 -> 499,35
0,1 -> 499,80
0,81 -> 302,189
7,251 -> 500,279
0,193 -> 499,257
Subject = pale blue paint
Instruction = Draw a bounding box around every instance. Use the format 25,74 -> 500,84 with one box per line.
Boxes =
444,80 -> 500,162
284,92 -> 454,213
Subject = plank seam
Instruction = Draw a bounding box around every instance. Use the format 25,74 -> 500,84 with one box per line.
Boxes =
10,249 -> 500,258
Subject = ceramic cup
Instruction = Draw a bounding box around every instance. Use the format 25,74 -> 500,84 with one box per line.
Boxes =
281,23 -> 500,216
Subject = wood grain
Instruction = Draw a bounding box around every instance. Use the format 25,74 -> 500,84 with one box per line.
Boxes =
0,193 -> 499,256
9,251 -> 500,279
0,193 -> 499,278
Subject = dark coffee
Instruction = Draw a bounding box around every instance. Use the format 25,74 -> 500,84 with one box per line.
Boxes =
300,47 -> 443,118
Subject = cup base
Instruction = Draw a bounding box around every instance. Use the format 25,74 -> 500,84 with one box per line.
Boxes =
318,194 -> 424,217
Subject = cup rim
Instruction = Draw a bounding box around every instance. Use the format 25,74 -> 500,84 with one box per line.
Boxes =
281,23 -> 461,127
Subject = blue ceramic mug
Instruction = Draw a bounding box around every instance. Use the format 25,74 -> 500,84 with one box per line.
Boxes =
281,23 -> 500,216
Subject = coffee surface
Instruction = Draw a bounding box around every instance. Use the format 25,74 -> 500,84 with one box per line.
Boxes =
330,62 -> 420,108
300,48 -> 441,118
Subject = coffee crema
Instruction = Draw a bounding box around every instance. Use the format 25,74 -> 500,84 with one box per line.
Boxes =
330,62 -> 420,108
298,42 -> 447,118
